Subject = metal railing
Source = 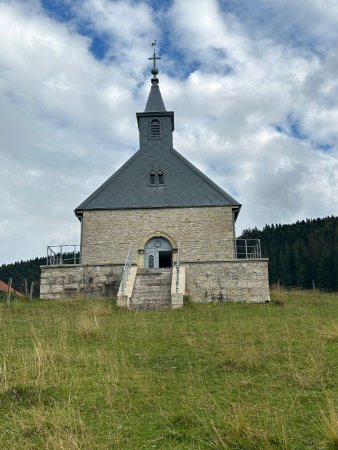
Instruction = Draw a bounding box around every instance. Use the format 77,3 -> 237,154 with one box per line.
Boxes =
235,239 -> 262,259
176,241 -> 181,293
121,243 -> 133,295
47,245 -> 81,265
45,239 -> 262,268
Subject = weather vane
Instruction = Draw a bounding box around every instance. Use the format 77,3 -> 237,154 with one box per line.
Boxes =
148,40 -> 161,76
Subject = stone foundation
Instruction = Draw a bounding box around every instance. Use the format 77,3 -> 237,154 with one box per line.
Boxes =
40,259 -> 269,303
183,259 -> 270,303
40,264 -> 123,299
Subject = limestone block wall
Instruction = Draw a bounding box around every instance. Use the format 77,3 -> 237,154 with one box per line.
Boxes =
40,264 -> 123,299
40,259 -> 269,303
81,206 -> 235,265
184,260 -> 270,303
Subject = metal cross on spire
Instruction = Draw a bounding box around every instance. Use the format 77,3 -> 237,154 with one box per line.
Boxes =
148,40 -> 161,77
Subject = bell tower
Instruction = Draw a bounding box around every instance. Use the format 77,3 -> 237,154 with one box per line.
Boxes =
136,41 -> 174,153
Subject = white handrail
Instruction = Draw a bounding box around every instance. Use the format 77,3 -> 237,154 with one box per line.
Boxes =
121,243 -> 133,295
176,241 -> 181,293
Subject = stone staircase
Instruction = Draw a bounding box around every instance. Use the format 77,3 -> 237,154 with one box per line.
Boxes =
129,268 -> 172,310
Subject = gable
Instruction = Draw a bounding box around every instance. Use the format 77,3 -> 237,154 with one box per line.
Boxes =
75,147 -> 241,214
75,70 -> 241,217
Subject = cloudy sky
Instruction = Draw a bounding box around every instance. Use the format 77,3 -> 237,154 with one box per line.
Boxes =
1,0 -> 338,264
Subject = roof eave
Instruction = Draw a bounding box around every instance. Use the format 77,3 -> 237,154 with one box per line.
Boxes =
74,209 -> 83,221
74,204 -> 240,213
232,205 -> 242,222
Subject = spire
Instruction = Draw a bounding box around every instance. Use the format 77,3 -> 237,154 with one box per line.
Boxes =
145,41 -> 166,112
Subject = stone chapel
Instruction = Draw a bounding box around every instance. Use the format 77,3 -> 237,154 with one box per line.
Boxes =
40,47 -> 270,308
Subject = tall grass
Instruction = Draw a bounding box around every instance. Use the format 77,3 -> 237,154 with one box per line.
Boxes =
0,291 -> 337,449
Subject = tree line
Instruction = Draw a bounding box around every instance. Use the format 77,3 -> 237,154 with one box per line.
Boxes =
0,252 -> 79,298
0,257 -> 47,297
240,215 -> 338,290
1,216 -> 337,296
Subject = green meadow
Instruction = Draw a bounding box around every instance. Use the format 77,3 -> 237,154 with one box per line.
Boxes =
0,291 -> 337,449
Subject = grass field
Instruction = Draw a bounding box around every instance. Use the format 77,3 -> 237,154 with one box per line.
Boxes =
0,291 -> 337,450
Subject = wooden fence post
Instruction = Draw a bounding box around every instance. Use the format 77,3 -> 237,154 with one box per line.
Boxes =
6,278 -> 12,305
24,279 -> 28,297
29,282 -> 34,301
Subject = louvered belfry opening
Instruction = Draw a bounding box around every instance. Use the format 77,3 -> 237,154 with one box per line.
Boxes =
150,119 -> 161,138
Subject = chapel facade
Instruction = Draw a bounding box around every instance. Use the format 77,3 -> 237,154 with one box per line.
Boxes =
40,48 -> 270,308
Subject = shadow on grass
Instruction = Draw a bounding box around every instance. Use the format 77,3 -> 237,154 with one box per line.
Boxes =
0,385 -> 63,408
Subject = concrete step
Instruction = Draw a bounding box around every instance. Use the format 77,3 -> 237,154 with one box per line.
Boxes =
135,277 -> 171,282
131,299 -> 171,304
130,305 -> 171,311
131,295 -> 171,300
132,287 -> 171,292
132,293 -> 171,298
138,268 -> 172,273
131,268 -> 172,310
132,289 -> 171,294
132,294 -> 170,298
132,286 -> 171,291
130,300 -> 171,305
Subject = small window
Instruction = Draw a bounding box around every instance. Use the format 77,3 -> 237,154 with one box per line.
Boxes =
148,169 -> 165,186
150,119 -> 161,139
148,255 -> 154,268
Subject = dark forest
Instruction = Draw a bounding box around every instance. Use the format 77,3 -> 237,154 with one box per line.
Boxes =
1,216 -> 337,296
241,215 -> 338,290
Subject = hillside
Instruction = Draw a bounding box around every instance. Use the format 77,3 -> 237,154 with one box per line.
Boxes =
0,292 -> 337,449
241,215 -> 338,290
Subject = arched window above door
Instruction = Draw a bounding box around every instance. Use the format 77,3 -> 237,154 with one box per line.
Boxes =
144,236 -> 172,269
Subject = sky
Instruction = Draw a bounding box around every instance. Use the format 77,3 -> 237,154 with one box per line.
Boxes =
1,0 -> 338,264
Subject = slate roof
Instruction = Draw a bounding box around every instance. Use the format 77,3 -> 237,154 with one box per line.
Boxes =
75,147 -> 241,214
75,74 -> 241,216
145,77 -> 166,112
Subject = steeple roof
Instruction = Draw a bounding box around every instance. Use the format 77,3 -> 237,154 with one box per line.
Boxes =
145,77 -> 166,112
145,41 -> 166,112
75,43 -> 241,217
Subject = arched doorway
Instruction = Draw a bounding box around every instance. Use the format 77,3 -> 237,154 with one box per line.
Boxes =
144,237 -> 172,269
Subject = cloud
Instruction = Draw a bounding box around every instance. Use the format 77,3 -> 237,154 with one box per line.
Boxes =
0,0 -> 142,263
165,0 -> 338,232
1,0 -> 338,264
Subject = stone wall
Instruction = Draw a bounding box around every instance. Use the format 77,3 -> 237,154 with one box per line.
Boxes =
184,260 -> 270,303
40,264 -> 123,299
40,259 -> 269,303
81,206 -> 235,265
